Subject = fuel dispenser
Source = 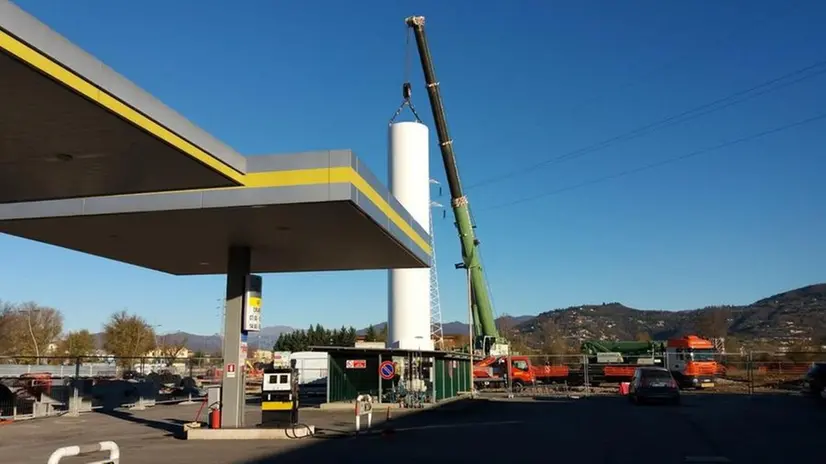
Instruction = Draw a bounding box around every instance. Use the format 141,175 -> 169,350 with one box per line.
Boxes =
260,361 -> 299,427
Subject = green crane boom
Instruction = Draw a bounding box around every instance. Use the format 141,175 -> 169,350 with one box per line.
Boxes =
404,16 -> 501,352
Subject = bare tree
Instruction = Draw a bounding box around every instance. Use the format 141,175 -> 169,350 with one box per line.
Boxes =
0,301 -> 18,355
495,315 -> 531,354
537,320 -> 570,355
102,311 -> 156,368
0,302 -> 63,360
495,315 -> 516,333
694,308 -> 731,338
157,334 -> 189,366
59,330 -> 97,358
724,335 -> 742,355
507,332 -> 532,355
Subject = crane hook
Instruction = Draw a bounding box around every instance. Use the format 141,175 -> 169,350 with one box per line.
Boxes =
389,83 -> 423,124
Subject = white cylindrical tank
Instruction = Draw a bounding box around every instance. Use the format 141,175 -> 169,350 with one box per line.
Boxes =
387,121 -> 434,352
388,122 -> 430,229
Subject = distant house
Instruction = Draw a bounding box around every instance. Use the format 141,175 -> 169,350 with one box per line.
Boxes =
143,347 -> 192,362
354,341 -> 385,349
251,349 -> 274,363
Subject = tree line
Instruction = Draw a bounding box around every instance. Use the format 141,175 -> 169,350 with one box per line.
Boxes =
273,324 -> 362,352
0,301 -> 188,368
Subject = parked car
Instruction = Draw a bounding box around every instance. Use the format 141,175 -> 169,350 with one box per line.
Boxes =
628,366 -> 680,405
802,363 -> 826,398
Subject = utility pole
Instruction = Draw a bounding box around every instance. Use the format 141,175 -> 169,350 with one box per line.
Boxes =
13,307 -> 41,363
455,262 -> 474,398
25,309 -> 39,363
216,298 -> 226,354
466,266 -> 474,398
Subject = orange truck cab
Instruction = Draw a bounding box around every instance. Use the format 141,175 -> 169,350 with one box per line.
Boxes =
665,335 -> 718,388
473,355 -> 568,392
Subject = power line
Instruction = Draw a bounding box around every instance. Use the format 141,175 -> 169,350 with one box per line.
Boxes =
479,111 -> 826,212
564,2 -> 804,116
467,58 -> 826,191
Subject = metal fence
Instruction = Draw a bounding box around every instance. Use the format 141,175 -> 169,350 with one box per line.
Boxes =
0,355 -> 335,421
0,355 -> 224,421
716,351 -> 826,394
474,351 -> 826,398
2,350 -> 823,421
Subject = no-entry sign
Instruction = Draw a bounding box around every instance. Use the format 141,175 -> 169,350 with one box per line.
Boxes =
379,361 -> 395,380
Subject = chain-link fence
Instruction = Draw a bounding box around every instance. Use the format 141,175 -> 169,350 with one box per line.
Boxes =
739,351 -> 826,394
0,355 -> 336,421
0,355 -> 224,421
3,350 -> 824,421
474,351 -> 826,399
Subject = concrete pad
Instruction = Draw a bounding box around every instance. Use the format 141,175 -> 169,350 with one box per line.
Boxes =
317,394 -> 471,411
185,424 -> 315,440
318,401 -> 398,411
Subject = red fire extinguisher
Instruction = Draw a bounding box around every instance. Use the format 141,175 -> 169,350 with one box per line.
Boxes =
208,407 -> 221,429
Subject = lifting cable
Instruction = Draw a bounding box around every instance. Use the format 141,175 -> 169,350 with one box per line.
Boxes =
389,26 -> 422,124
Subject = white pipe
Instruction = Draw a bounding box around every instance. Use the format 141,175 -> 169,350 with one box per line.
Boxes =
47,441 -> 119,464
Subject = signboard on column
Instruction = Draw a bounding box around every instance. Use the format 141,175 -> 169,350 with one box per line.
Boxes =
240,333 -> 249,366
243,275 -> 263,332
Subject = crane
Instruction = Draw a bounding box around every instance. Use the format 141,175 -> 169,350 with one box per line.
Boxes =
404,16 -> 507,356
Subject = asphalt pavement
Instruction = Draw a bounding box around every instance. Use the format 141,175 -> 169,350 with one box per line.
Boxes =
1,392 -> 823,463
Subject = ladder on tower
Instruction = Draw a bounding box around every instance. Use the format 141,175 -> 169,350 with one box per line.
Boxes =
429,181 -> 445,350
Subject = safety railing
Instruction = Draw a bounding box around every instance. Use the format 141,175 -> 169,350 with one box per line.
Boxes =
47,441 -> 119,464
354,394 -> 373,433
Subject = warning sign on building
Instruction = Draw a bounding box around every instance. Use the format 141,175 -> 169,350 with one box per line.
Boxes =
345,359 -> 367,369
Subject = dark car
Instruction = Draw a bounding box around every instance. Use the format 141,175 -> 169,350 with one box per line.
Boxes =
802,363 -> 826,398
628,367 -> 680,405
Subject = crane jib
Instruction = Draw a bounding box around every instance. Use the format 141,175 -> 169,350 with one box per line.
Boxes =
405,16 -> 502,352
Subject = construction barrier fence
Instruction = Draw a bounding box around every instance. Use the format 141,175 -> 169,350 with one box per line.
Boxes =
3,350 -> 823,421
475,351 -> 826,398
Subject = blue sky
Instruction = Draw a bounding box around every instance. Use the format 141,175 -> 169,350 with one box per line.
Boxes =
2,0 -> 825,335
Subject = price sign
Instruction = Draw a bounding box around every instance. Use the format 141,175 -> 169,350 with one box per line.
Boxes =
243,275 -> 263,332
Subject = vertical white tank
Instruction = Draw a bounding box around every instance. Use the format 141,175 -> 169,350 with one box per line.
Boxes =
387,121 -> 434,351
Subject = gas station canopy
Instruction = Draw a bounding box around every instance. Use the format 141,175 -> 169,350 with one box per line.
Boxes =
0,2 -> 430,274
0,1 -> 246,203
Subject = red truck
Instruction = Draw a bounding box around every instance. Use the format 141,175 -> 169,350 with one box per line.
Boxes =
473,355 -> 569,392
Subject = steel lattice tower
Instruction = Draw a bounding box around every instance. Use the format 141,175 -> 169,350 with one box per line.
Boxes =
429,181 -> 445,350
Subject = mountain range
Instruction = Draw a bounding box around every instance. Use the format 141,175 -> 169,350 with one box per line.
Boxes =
92,325 -> 295,355
510,283 -> 826,350
133,283 -> 826,353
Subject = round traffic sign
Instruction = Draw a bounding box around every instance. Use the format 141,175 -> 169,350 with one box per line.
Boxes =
379,360 -> 395,380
